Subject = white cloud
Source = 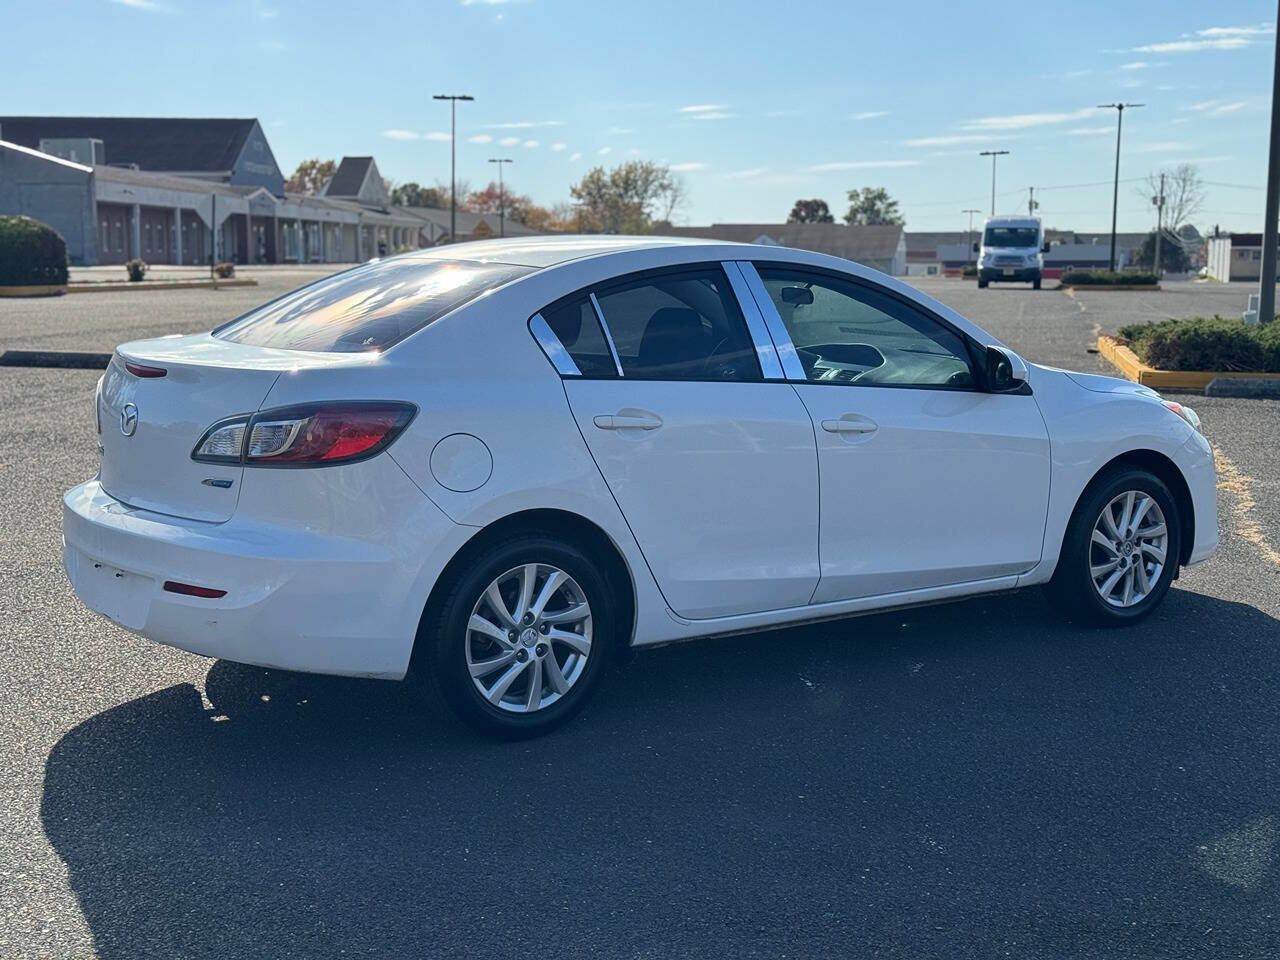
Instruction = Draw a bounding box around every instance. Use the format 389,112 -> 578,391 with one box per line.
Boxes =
522,139 -> 539,148
669,162 -> 707,172
381,129 -> 453,142
1132,37 -> 1249,53
1196,23 -> 1274,37
851,110 -> 890,120
1120,61 -> 1150,70
1184,98 -> 1249,116
904,133 -> 1005,146
597,147 -> 612,155
1067,126 -> 1114,136
468,134 -> 493,144
110,0 -> 172,11
568,151 -> 582,161
483,120 -> 565,129
691,112 -> 735,121
962,107 -> 1093,130
498,136 -> 520,146
550,142 -> 567,151
1129,140 -> 1197,153
806,160 -> 920,172
724,167 -> 769,180
678,103 -> 729,113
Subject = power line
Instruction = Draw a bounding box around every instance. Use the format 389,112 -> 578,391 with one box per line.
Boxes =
1201,180 -> 1265,190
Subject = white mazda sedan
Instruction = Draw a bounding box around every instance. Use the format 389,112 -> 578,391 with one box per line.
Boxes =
64,236 -> 1218,736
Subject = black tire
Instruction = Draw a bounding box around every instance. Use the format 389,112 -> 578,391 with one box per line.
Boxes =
977,279 -> 988,289
1033,276 -> 1042,290
1044,466 -> 1181,626
417,532 -> 616,738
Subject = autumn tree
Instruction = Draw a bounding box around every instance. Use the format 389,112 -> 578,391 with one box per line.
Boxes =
843,187 -> 905,226
285,159 -> 336,195
788,199 -> 834,223
390,182 -> 446,208
568,161 -> 684,234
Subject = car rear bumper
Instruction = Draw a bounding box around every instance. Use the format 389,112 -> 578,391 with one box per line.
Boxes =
63,470 -> 469,679
980,267 -> 1040,282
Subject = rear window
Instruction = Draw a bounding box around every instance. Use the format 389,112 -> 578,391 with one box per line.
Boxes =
215,258 -> 534,352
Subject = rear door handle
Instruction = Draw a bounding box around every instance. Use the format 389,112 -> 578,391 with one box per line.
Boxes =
821,416 -> 878,434
593,414 -> 663,430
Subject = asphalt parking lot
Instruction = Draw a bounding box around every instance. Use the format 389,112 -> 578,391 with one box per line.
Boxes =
3,270 -> 1279,958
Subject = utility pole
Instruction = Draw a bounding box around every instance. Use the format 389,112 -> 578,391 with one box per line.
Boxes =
1027,186 -> 1039,218
963,208 -> 981,265
1152,172 -> 1166,277
979,150 -> 1010,216
1259,0 -> 1280,327
433,93 -> 474,243
487,157 -> 513,238
1099,102 -> 1143,271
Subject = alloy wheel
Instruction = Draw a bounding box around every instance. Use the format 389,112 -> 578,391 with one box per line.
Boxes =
1089,491 -> 1168,608
465,563 -> 593,713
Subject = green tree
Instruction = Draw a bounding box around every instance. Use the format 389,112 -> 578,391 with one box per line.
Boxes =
569,161 -> 683,234
1133,228 -> 1191,273
843,187 -> 904,226
285,158 -> 336,195
788,199 -> 834,223
390,182 -> 446,208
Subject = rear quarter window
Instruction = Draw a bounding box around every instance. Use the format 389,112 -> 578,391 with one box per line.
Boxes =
215,258 -> 534,352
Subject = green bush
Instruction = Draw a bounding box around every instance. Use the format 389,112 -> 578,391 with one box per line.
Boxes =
125,259 -> 147,282
961,264 -> 978,278
1062,269 -> 1159,286
213,262 -> 235,278
0,215 -> 69,286
1118,316 -> 1280,372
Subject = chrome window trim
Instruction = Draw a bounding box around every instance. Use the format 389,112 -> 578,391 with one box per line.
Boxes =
588,291 -> 625,377
733,261 -> 807,381
721,261 -> 785,380
528,312 -> 582,376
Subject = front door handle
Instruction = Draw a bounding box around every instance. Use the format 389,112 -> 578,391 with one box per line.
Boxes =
821,416 -> 878,435
593,413 -> 663,431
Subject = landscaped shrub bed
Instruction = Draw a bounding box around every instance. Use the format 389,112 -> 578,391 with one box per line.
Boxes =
1118,316 -> 1280,372
0,215 -> 69,286
1063,269 -> 1159,286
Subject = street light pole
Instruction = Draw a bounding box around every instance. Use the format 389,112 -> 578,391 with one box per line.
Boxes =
1258,0 -> 1280,327
433,93 -> 474,242
1099,102 -> 1143,272
487,157 -> 513,238
963,208 -> 981,265
978,150 -> 1010,216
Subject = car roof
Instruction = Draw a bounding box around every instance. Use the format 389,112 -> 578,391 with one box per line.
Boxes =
395,234 -> 754,269
984,216 -> 1040,227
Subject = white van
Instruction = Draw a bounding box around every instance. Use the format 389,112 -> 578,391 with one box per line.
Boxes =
974,216 -> 1049,289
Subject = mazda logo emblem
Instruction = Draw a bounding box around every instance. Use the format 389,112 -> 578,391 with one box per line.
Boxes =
120,403 -> 139,437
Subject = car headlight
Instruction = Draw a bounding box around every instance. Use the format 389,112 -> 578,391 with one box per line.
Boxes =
1161,399 -> 1202,433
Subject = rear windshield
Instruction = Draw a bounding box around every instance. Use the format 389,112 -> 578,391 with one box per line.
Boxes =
214,258 -> 535,352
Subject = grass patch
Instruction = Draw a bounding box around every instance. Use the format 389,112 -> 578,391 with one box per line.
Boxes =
1062,269 -> 1159,286
1118,316 -> 1280,372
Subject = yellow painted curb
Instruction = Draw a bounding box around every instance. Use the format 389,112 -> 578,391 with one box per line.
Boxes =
0,284 -> 67,297
1096,335 -> 1280,390
65,279 -> 258,293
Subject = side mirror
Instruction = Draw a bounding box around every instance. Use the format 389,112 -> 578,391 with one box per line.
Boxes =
1041,242 -> 1051,253
985,345 -> 1028,392
972,241 -> 979,253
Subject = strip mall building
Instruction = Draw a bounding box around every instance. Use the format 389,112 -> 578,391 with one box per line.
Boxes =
0,116 -> 535,266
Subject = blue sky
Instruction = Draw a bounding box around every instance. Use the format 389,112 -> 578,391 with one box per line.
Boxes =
5,0 -> 1276,232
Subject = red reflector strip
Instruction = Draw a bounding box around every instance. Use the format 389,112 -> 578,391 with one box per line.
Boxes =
163,580 -> 227,599
124,360 -> 167,378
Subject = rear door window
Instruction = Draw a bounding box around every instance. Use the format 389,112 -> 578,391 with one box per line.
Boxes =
216,258 -> 534,352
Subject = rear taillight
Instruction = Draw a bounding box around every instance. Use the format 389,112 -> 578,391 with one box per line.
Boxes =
123,359 -> 167,378
192,401 -> 415,467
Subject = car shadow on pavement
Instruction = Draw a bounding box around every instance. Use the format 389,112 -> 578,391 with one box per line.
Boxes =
42,588 -> 1280,958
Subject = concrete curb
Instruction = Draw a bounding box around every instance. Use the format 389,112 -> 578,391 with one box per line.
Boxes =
65,279 -> 258,294
0,350 -> 111,370
1204,377 -> 1280,399
1061,284 -> 1162,292
1096,335 -> 1280,392
0,284 -> 68,297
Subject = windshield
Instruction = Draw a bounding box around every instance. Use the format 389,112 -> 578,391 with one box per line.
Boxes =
215,258 -> 535,353
983,226 -> 1039,249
